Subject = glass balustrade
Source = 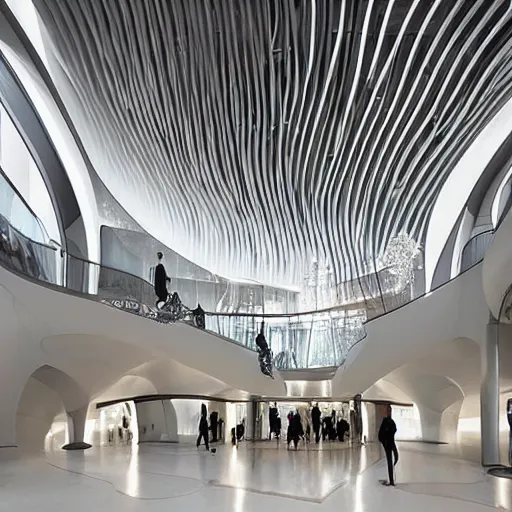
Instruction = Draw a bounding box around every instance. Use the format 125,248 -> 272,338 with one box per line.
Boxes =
0,213 -> 58,284
460,230 -> 495,273
0,171 -> 49,245
0,170 -> 501,371
205,308 -> 367,370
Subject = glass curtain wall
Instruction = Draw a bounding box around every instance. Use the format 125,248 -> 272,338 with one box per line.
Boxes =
0,104 -> 60,245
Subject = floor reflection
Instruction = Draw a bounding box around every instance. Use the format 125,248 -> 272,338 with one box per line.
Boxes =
37,441 -> 512,509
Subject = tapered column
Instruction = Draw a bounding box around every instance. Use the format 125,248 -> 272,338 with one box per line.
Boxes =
63,405 -> 91,450
245,400 -> 258,441
481,323 -> 500,466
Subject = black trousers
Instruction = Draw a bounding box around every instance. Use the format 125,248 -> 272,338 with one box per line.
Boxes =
313,424 -> 321,443
287,434 -> 299,449
384,442 -> 399,485
197,430 -> 209,450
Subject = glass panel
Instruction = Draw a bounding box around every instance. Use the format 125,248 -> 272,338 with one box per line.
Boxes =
0,105 -> 59,244
0,172 -> 47,244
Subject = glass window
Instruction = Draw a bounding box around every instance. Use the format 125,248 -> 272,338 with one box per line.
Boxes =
0,104 -> 59,244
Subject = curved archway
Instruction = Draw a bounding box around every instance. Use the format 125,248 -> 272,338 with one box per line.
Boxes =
94,374 -> 159,404
368,337 -> 482,445
15,365 -> 90,453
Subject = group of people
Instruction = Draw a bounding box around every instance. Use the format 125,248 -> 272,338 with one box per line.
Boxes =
269,403 -> 353,450
269,402 -> 399,486
197,401 -> 399,486
196,405 -> 247,451
196,405 -> 225,451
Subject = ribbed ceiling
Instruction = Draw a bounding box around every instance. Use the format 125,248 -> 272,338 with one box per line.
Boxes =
33,0 -> 512,286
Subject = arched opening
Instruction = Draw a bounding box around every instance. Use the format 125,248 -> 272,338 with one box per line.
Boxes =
89,375 -> 159,447
15,365 -> 89,453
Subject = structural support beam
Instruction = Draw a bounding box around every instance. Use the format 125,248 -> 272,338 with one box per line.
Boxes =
481,322 -> 500,466
62,406 -> 91,450
245,400 -> 257,441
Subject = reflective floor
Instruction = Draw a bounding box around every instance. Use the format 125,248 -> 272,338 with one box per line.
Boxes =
0,441 -> 510,511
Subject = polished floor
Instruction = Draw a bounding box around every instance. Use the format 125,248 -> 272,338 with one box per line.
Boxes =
0,441 -> 510,511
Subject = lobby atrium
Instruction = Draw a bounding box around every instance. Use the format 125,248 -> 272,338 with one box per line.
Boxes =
1,0 -> 512,510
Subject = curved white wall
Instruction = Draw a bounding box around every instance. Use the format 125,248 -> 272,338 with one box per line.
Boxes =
426,96 -> 512,291
333,265 -> 490,444
0,263 -> 285,449
16,377 -> 65,453
334,264 -> 488,398
136,400 -> 178,443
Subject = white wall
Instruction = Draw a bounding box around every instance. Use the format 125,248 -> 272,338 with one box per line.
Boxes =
0,263 -> 286,401
0,285 -> 43,448
334,264 -> 488,399
426,95 -> 512,291
392,405 -> 422,441
334,266 -> 489,444
136,400 -> 178,443
15,377 -> 65,453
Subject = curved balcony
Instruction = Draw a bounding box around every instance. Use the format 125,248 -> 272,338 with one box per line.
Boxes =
1,204 -> 494,371
0,167 -> 499,372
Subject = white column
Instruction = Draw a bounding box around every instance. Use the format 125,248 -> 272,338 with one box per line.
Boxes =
480,322 -> 500,466
66,406 -> 89,447
245,401 -> 257,441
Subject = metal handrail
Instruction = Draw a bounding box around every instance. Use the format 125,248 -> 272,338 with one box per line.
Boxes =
0,161 -> 502,371
0,208 -> 491,371
1,219 -> 57,252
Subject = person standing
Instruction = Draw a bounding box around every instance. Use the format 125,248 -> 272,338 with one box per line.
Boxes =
312,404 -> 321,443
323,414 -> 334,441
287,411 -> 303,450
378,405 -> 399,486
354,394 -> 363,444
154,251 -> 170,306
210,411 -> 219,443
218,417 -> 224,442
298,407 -> 310,443
269,402 -> 279,440
197,404 -> 209,451
507,398 -> 512,466
337,416 -> 350,442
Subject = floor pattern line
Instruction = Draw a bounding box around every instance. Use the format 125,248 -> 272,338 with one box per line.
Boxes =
45,461 -> 207,501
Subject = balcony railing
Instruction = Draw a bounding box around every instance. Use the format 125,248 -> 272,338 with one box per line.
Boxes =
0,212 -> 207,329
460,230 -> 495,273
1,204 -> 491,371
203,260 -> 428,370
0,168 -> 499,372
206,308 -> 366,370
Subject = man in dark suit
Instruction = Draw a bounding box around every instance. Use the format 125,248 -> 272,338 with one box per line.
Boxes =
311,404 -> 321,443
154,252 -> 170,305
378,405 -> 399,486
197,403 -> 209,451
